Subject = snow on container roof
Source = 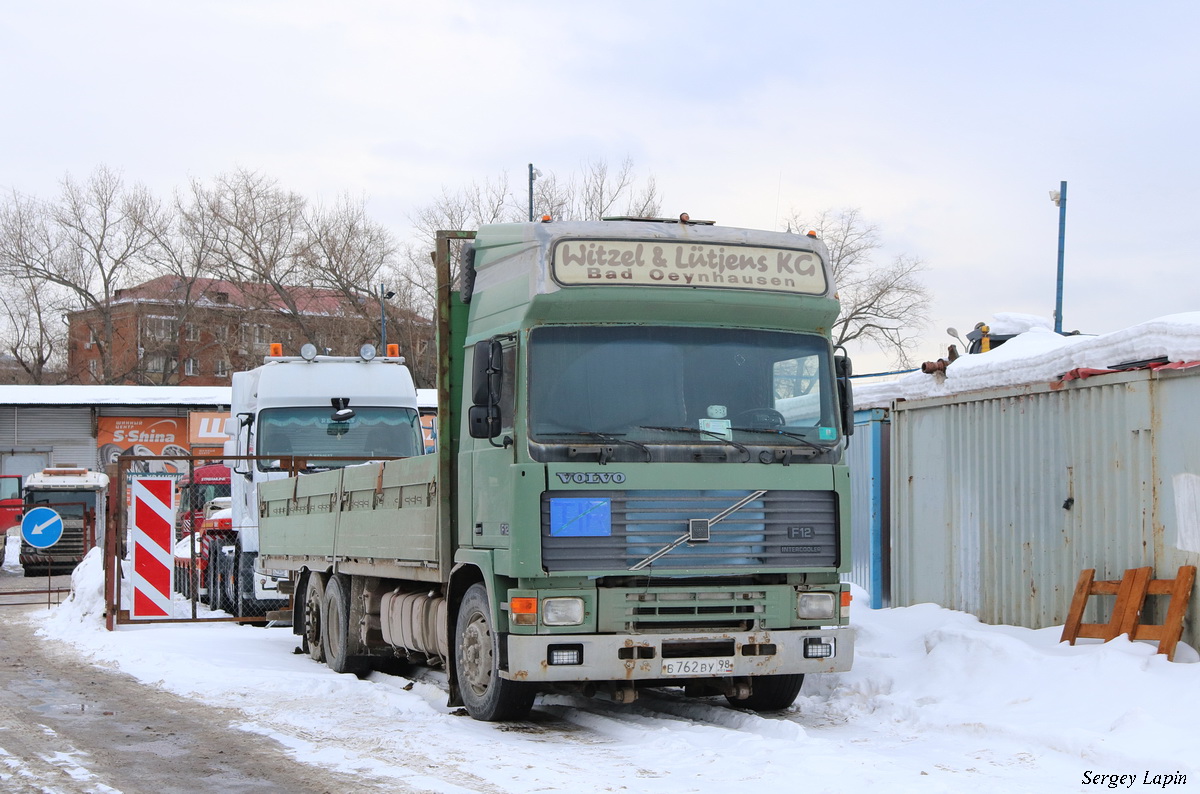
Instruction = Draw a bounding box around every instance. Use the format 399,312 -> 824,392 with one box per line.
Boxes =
855,311 -> 1200,409
0,385 -> 231,407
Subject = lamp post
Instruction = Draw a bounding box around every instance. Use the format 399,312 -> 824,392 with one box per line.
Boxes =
379,283 -> 395,349
528,163 -> 542,221
1049,180 -> 1067,334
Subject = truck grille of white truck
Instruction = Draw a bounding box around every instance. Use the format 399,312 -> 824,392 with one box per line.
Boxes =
540,489 -> 838,572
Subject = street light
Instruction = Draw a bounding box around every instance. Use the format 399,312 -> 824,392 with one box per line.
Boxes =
1049,181 -> 1067,334
528,163 -> 542,221
379,283 -> 395,349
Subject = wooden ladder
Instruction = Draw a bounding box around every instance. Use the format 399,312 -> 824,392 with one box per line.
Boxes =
1060,565 -> 1196,661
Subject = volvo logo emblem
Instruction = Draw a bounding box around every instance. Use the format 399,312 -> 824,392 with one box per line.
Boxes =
555,472 -> 627,484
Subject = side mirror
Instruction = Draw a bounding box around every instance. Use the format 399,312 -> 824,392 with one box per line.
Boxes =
468,404 -> 502,439
835,354 -> 855,439
471,339 -> 503,407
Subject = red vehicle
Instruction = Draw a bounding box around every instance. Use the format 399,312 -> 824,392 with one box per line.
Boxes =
176,463 -> 231,537
1,474 -> 21,566
174,500 -> 231,601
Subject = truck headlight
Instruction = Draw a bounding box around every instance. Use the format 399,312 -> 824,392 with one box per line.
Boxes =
542,597 -> 585,626
797,592 -> 836,620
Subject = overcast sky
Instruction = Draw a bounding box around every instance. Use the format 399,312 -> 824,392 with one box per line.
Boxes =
4,1 -> 1197,372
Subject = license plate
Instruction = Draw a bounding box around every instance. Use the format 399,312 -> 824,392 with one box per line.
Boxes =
660,657 -> 735,676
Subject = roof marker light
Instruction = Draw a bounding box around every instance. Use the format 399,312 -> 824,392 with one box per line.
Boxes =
269,343 -> 283,357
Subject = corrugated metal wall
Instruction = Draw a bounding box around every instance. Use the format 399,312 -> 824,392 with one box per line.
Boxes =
892,367 -> 1200,647
1,405 -> 205,471
844,408 -> 890,607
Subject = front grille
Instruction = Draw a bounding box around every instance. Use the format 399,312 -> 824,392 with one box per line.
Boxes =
627,589 -> 765,631
541,489 -> 838,572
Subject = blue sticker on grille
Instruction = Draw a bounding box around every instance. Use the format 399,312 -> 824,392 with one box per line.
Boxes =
550,498 -> 612,537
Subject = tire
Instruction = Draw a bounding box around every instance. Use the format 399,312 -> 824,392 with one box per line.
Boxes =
234,543 -> 255,620
322,574 -> 367,675
454,583 -> 535,721
724,674 -> 805,712
209,550 -> 228,612
303,571 -> 327,663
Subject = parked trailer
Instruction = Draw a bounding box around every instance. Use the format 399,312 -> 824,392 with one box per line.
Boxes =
259,219 -> 857,720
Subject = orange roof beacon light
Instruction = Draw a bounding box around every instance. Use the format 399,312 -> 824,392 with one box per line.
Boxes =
806,230 -> 818,239
386,344 -> 400,358
268,342 -> 283,357
541,214 -> 553,223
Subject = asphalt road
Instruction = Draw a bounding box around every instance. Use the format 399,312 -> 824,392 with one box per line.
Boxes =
0,563 -> 414,794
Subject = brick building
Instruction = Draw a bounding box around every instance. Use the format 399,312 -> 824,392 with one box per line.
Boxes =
66,276 -> 432,386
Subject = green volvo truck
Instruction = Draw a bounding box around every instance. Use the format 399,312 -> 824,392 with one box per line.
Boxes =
258,217 -> 856,721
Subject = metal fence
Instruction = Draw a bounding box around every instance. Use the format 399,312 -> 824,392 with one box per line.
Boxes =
890,365 -> 1200,648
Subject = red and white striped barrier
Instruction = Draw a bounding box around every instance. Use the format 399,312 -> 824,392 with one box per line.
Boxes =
130,477 -> 176,619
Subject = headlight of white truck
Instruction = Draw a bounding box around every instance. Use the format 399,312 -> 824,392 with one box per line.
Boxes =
542,597 -> 585,626
796,591 -> 836,620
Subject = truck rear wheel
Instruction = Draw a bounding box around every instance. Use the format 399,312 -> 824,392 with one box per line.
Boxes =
724,673 -> 805,712
303,571 -> 326,663
454,584 -> 535,721
322,574 -> 367,675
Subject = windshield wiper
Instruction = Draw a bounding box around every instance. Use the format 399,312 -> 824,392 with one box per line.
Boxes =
638,425 -> 751,462
548,431 -> 651,463
729,426 -> 827,453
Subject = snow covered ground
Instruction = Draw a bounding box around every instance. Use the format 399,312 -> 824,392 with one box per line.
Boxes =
10,536 -> 1198,793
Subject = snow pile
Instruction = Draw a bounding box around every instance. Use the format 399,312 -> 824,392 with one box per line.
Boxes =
21,555 -> 1200,792
856,311 -> 1200,408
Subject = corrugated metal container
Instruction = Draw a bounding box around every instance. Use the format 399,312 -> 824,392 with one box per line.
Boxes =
891,366 -> 1200,648
844,408 -> 890,608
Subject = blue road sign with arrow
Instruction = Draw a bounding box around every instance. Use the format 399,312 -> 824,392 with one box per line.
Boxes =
21,506 -> 64,549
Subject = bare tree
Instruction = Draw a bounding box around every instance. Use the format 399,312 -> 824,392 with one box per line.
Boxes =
200,169 -> 323,343
0,273 -> 70,383
0,167 -> 160,383
401,157 -> 662,312
785,207 -> 929,367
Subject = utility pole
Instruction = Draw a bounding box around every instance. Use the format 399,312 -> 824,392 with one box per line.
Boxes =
1050,181 -> 1067,334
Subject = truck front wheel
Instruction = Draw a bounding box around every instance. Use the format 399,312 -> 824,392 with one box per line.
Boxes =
724,673 -> 805,712
454,584 -> 535,721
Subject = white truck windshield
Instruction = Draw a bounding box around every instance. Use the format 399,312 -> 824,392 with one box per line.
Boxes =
256,407 -> 423,470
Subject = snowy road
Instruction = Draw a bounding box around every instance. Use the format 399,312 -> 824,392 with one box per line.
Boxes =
7,542 -> 1199,793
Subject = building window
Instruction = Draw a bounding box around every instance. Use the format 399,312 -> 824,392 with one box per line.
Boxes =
215,359 -> 229,378
143,316 -> 173,341
254,324 -> 269,345
184,323 -> 200,342
184,358 -> 199,376
145,354 -> 167,373
88,359 -> 99,379
215,324 -> 229,342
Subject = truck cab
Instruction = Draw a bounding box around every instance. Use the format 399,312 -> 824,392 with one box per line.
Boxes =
20,466 -> 109,577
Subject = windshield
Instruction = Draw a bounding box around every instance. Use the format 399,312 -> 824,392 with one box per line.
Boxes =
256,406 -> 423,471
24,492 -> 97,518
528,326 -> 838,453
